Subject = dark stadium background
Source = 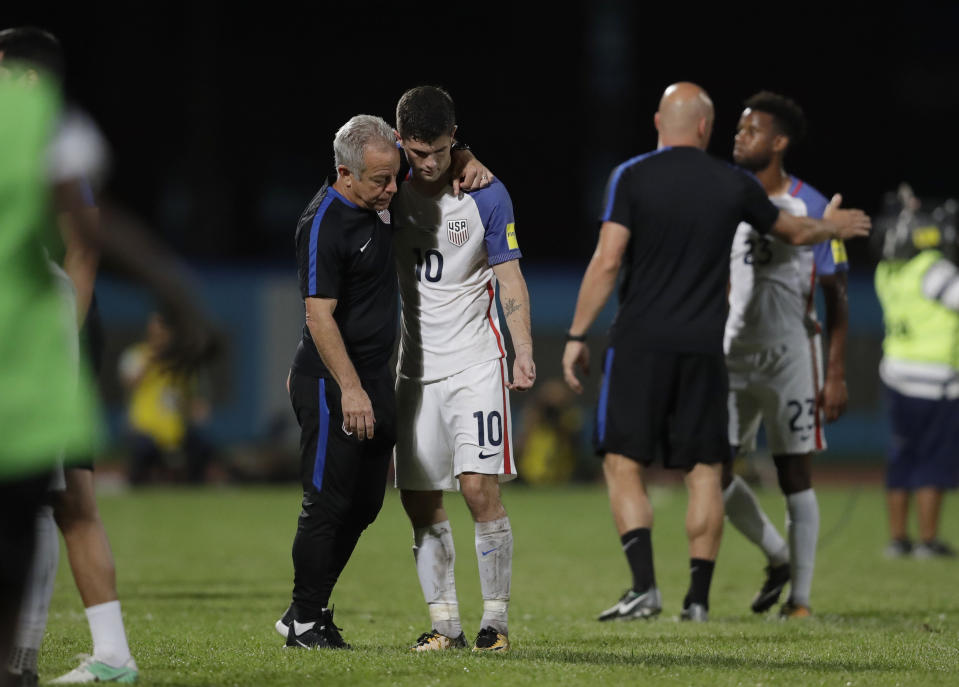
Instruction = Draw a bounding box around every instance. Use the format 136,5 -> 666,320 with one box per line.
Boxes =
7,0 -> 959,471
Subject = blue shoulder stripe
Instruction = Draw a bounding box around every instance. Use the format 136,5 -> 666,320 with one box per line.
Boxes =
308,193 -> 337,295
600,148 -> 671,222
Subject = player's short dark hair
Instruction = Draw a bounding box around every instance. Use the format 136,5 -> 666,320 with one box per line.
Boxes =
0,26 -> 64,80
396,86 -> 456,142
745,91 -> 806,150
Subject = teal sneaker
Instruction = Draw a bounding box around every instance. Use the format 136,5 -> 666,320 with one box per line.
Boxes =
49,656 -> 138,684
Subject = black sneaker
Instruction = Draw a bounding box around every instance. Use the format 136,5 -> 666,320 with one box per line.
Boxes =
884,538 -> 913,558
913,539 -> 956,559
275,604 -> 294,638
285,607 -> 351,649
751,563 -> 790,613
472,627 -> 510,652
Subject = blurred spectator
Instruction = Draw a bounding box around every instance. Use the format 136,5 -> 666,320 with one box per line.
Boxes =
517,379 -> 583,484
118,311 -> 213,484
874,185 -> 959,558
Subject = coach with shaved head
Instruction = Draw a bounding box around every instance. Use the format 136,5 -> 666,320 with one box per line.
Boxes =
562,82 -> 871,622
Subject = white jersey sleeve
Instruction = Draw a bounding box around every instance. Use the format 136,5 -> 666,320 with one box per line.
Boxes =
724,177 -> 829,353
393,179 -> 522,381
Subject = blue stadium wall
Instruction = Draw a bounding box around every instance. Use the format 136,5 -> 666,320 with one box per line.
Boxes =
95,265 -> 890,461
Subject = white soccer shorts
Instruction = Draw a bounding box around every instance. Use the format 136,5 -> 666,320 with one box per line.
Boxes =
395,357 -> 518,491
726,335 -> 826,456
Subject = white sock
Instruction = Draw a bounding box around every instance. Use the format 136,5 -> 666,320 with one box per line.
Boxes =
9,506 -> 58,674
412,521 -> 461,639
86,601 -> 133,667
475,516 -> 512,635
723,476 -> 789,566
785,489 -> 819,607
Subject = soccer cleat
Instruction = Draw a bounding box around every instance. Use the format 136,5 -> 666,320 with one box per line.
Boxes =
598,587 -> 662,621
751,562 -> 791,613
49,656 -> 138,684
913,539 -> 956,559
275,604 -> 294,638
680,603 -> 708,622
779,600 -> 811,618
410,629 -> 468,652
884,538 -> 914,558
284,607 -> 350,649
472,627 -> 510,652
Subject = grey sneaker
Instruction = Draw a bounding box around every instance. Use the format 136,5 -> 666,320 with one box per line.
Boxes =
913,539 -> 956,559
680,603 -> 708,622
884,538 -> 913,558
598,587 -> 662,621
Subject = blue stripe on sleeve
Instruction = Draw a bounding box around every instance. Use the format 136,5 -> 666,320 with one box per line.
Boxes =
308,194 -> 337,295
312,378 -> 330,491
792,177 -> 848,275
471,179 -> 522,265
597,348 -> 615,443
600,148 -> 670,222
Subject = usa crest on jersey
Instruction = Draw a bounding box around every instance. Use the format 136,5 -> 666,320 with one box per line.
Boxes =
447,218 -> 469,246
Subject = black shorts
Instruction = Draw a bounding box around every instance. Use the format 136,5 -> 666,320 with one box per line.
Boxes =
593,347 -> 730,469
289,368 -> 396,506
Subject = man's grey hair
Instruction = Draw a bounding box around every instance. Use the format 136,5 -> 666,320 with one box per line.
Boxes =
333,114 -> 396,176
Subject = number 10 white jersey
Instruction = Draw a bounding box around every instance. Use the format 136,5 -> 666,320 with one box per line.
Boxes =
392,178 -> 522,382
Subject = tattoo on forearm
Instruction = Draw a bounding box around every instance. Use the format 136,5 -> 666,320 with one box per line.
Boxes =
503,298 -> 522,319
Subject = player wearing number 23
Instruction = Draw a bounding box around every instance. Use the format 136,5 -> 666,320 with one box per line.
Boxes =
391,86 -> 535,653
723,92 -> 850,619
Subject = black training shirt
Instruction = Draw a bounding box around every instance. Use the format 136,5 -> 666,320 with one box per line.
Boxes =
600,146 -> 780,354
292,180 -> 398,377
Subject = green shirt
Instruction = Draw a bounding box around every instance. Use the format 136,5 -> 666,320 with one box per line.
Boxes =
0,74 -> 100,478
875,250 -> 959,370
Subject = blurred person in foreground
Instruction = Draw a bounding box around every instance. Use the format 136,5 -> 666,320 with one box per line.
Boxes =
119,310 -> 213,485
720,91 -> 851,618
391,86 -> 534,653
561,82 -> 871,622
0,52 -> 96,687
0,26 -> 217,686
875,184 -> 959,559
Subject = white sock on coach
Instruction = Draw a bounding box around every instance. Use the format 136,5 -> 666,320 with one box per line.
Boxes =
475,516 -> 512,635
86,600 -> 133,668
723,475 -> 789,566
412,521 -> 462,639
785,488 -> 819,607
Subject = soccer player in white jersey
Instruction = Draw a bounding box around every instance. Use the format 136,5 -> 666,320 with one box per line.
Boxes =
723,92 -> 850,618
391,86 -> 535,653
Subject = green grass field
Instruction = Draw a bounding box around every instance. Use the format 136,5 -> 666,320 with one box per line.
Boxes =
39,483 -> 958,686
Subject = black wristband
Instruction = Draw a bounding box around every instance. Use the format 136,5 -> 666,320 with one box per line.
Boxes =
451,140 -> 471,152
566,331 -> 587,342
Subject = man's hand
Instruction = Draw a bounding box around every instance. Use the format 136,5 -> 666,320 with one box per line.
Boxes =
562,341 -> 590,394
341,384 -> 375,440
450,150 -> 493,195
819,373 -> 848,423
508,350 -> 536,391
824,194 -> 871,240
